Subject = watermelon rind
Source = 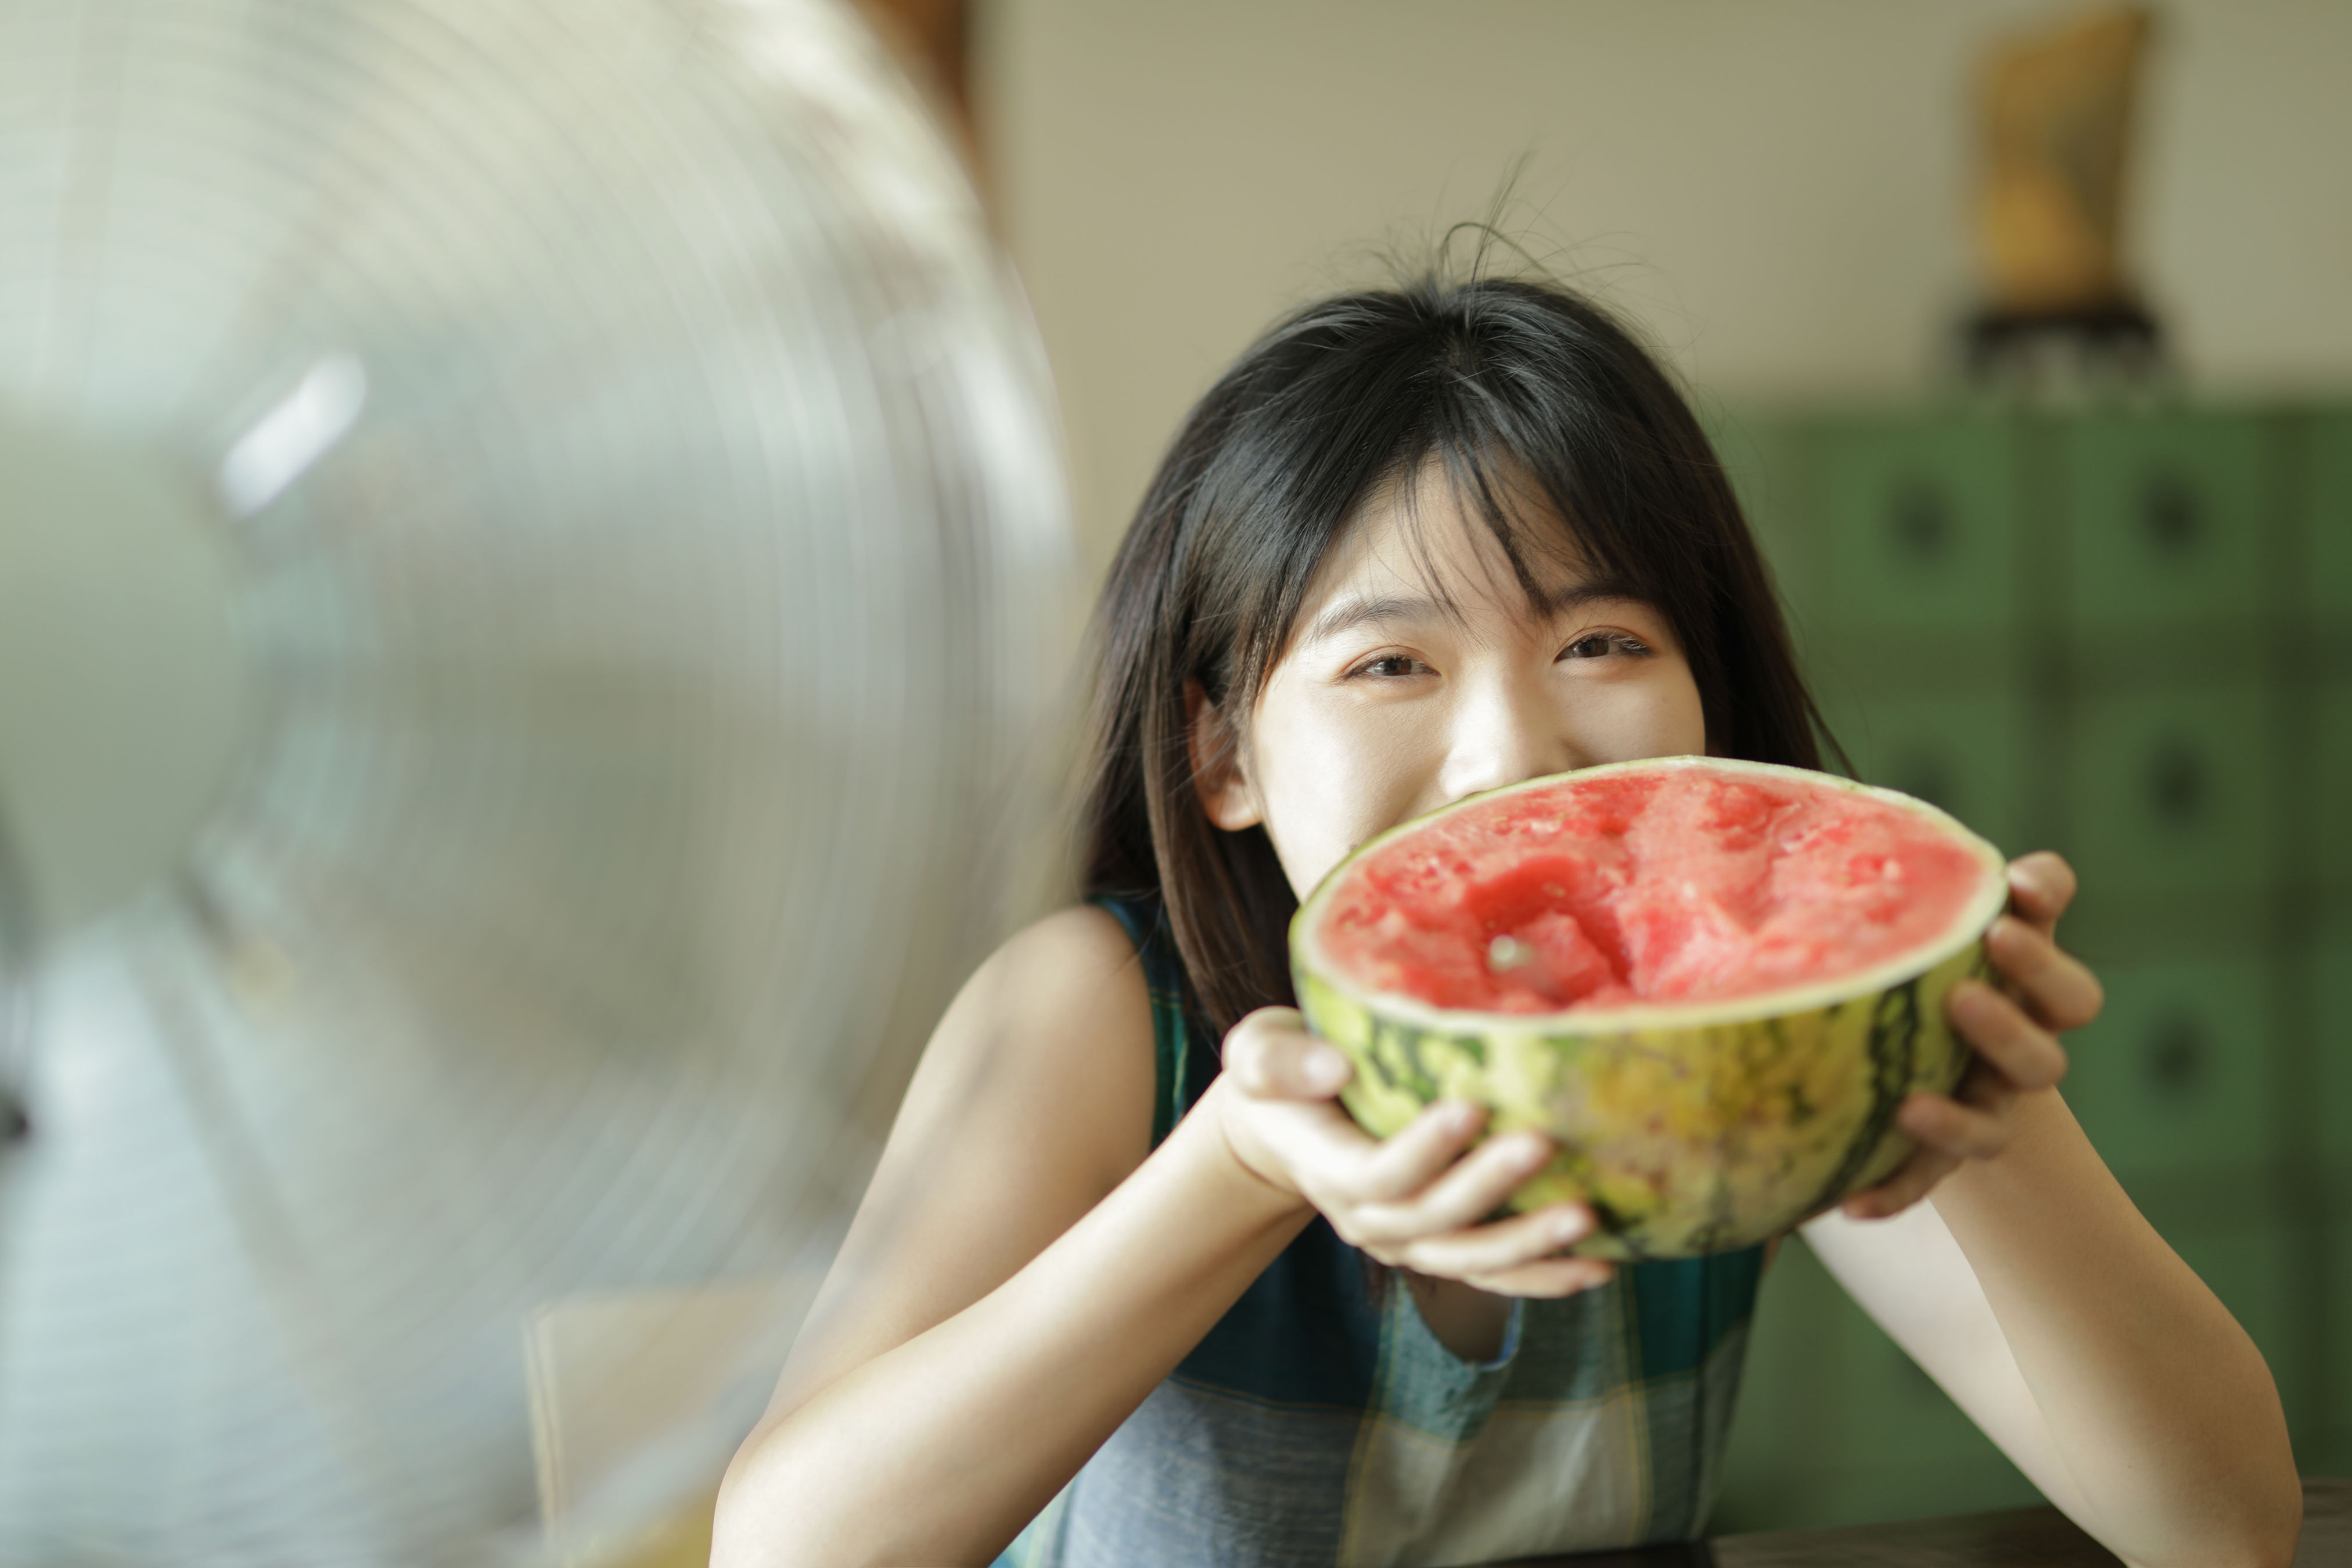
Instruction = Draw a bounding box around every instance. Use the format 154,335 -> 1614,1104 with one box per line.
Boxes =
1289,756 -> 2010,1261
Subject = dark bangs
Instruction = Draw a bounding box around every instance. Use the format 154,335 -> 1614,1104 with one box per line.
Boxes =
1077,272 -> 1834,1035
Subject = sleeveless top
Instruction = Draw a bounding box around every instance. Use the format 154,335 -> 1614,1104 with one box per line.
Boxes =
995,897 -> 1763,1568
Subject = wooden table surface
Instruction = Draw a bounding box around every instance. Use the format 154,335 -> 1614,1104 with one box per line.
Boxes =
1505,1477 -> 2347,1566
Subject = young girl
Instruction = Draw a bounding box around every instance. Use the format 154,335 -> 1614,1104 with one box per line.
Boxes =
715,272 -> 2299,1567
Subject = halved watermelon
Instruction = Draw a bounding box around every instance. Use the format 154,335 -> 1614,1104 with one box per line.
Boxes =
1289,756 -> 2009,1260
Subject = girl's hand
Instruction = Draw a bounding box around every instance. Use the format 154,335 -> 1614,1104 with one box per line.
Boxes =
1842,851 -> 2104,1221
1210,1007 -> 1614,1298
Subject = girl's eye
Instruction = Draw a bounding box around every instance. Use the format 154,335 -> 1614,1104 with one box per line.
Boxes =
1353,653 -> 1430,679
1560,632 -> 1650,662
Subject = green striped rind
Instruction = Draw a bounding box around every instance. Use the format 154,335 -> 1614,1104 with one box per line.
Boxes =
1294,938 -> 1988,1261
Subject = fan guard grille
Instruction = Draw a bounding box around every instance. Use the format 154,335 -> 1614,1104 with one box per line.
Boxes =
0,1 -> 1073,1562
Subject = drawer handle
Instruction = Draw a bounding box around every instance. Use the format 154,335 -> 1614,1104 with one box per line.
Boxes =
2144,1013 -> 2206,1097
1887,478 -> 1951,564
2145,739 -> 2206,826
2139,472 -> 2203,556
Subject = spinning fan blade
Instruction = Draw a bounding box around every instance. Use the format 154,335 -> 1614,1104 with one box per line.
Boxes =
0,1 -> 1074,1563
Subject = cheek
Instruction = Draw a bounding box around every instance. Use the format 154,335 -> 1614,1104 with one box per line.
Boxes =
1608,663 -> 1706,758
1561,649 -> 1707,764
1251,698 -> 1432,896
1669,665 -> 1708,753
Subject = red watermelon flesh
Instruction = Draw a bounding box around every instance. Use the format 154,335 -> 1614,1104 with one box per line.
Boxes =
1319,767 -> 1988,1015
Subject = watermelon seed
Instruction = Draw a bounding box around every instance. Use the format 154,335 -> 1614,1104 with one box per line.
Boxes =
1488,935 -> 1531,972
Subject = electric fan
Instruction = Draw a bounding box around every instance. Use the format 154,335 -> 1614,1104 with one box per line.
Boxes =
0,2 -> 1074,1563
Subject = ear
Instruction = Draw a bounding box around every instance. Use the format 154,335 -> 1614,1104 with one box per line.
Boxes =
1185,681 -> 1263,832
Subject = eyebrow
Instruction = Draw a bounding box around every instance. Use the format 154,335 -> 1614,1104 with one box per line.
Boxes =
1300,576 -> 1647,645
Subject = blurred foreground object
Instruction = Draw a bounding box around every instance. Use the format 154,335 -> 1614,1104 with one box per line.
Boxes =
854,0 -> 974,148
0,0 -> 1072,1563
1964,5 -> 2162,383
526,1278 -> 821,1568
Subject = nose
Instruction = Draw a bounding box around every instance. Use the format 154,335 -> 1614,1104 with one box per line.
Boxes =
1436,662 -> 1576,805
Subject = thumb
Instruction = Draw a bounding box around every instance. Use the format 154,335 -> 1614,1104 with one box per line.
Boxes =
1225,1008 -> 1354,1101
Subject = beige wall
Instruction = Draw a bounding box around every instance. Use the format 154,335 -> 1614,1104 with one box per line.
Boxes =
979,0 -> 2352,569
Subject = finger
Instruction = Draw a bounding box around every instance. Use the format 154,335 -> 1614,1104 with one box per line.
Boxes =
1382,1200 -> 1595,1276
1351,1137 -> 1563,1244
1841,1068 -> 2024,1220
1841,1141 -> 1959,1220
2006,853 -> 2077,933
1317,1099 -> 1488,1204
1465,1257 -> 1617,1299
1949,1054 -> 2020,1114
1239,1094 -> 1387,1194
1983,916 -> 2103,1033
1896,1088 -> 2010,1161
1948,978 -> 2070,1091
1224,1008 -> 1354,1101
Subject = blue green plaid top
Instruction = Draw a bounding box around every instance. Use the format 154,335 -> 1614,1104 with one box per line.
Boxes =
997,897 -> 1763,1568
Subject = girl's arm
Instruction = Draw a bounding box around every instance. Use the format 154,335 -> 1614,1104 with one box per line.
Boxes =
1804,858 -> 2301,1568
712,906 -> 1289,1568
713,908 -> 1584,1568
1807,1099 -> 2299,1568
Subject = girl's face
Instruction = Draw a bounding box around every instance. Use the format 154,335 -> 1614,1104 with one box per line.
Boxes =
1196,469 -> 1706,900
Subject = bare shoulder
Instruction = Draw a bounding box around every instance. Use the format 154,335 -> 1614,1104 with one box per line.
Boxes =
773,905 -> 1161,1412
886,902 -> 1160,1197
919,904 -> 1156,1145
980,902 -> 1156,1038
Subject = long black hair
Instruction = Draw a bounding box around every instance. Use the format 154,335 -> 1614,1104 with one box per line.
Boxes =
1076,268 -> 1836,1036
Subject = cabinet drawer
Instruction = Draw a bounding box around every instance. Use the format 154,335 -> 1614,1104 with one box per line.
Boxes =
1822,689 -> 2027,854
2335,1211 -> 2352,1465
2062,956 -> 2277,1181
2064,413 -> 2265,632
2066,684 -> 2277,896
2312,410 -> 2352,624
1814,418 -> 2019,635
2321,680 -> 2352,888
2318,911 -> 2352,1173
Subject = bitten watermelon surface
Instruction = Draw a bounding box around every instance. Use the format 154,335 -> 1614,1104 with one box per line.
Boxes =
1290,757 -> 2010,1260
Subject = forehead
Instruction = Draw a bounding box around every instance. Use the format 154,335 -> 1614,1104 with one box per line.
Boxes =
1299,461 -> 1596,626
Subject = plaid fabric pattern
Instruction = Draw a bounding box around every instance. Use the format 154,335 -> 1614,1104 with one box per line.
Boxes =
997,897 -> 1763,1568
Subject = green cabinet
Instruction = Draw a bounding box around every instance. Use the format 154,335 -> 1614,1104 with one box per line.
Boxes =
2061,957 -> 2277,1180
2311,412 -> 2352,623
2066,684 -> 2278,898
2318,907 -> 2351,1467
2321,679 -> 2352,889
1713,394 -> 2350,1530
1813,417 -> 2019,637
1820,687 -> 2028,853
2063,413 -> 2267,632
2333,1219 -> 2352,1477
2318,912 -> 2352,1173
